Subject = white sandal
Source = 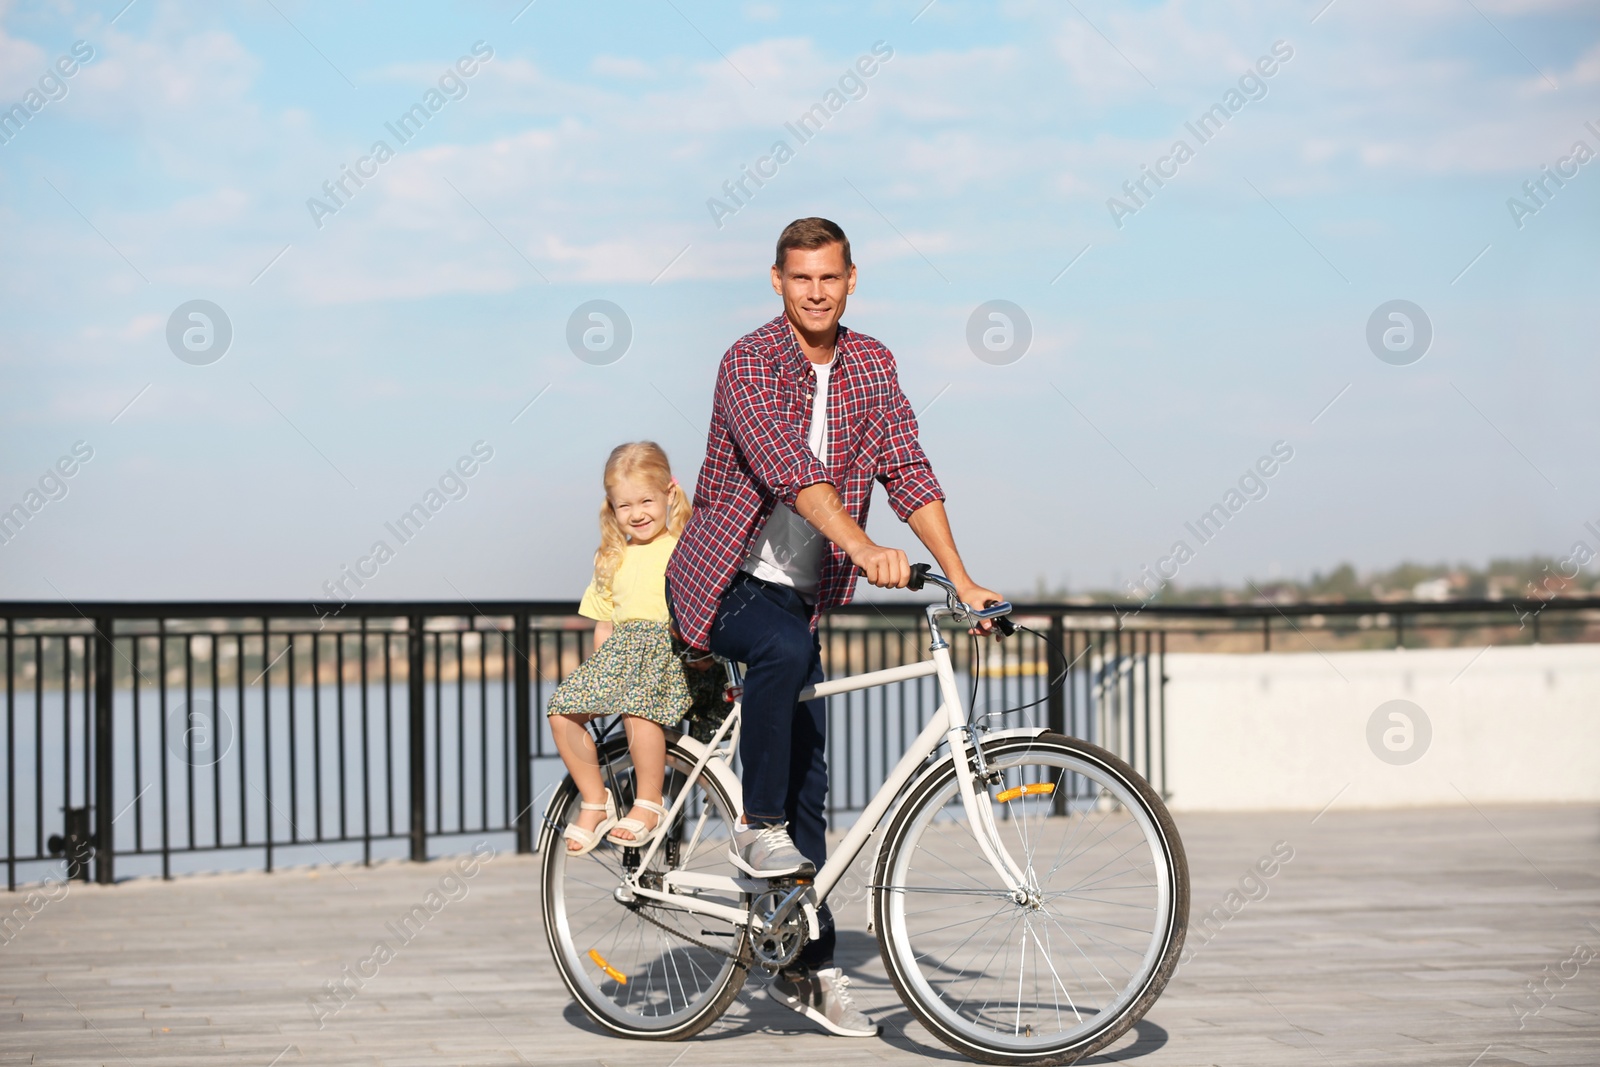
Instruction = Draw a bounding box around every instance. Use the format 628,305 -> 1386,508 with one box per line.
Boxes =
607,799 -> 670,847
563,794 -> 618,855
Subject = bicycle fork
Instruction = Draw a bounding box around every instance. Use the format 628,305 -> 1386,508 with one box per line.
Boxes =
933,642 -> 1034,902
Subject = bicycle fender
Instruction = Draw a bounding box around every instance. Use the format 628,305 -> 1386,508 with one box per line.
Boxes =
894,726 -> 1052,814
671,731 -> 712,761
668,732 -> 745,809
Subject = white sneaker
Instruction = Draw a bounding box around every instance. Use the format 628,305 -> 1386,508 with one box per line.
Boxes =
728,820 -> 815,878
770,966 -> 878,1037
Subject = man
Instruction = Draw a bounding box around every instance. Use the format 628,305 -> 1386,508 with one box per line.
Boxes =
665,217 -> 1001,1037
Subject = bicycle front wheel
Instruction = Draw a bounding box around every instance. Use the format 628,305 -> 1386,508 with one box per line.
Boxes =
541,734 -> 750,1040
873,732 -> 1188,1065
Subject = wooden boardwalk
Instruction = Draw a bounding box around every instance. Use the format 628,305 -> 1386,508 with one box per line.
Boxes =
3,804 -> 1597,1066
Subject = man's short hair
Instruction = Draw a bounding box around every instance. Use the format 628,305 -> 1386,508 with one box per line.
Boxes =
775,217 -> 852,271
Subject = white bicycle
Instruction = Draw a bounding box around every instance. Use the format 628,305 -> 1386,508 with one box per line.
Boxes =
540,566 -> 1189,1065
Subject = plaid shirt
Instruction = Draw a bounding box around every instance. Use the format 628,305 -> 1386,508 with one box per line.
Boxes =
666,314 -> 944,649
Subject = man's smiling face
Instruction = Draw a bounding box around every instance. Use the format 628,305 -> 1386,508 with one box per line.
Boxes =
771,242 -> 857,345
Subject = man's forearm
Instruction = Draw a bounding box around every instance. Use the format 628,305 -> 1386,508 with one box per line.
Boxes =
794,485 -> 966,577
794,482 -> 870,554
907,499 -> 974,587
795,481 -> 911,588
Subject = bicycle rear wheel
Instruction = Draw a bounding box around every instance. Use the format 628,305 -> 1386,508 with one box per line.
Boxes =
541,735 -> 750,1039
873,732 -> 1187,1065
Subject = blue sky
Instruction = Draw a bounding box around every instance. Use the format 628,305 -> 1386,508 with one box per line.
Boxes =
2,0 -> 1597,603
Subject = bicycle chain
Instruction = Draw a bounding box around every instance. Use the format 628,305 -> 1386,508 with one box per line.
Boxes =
625,896 -> 754,966
623,877 -> 811,969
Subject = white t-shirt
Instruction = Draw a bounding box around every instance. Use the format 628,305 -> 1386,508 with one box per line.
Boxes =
740,351 -> 835,600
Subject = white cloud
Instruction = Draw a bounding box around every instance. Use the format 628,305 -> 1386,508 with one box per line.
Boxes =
1571,40 -> 1600,84
5,0 -> 1597,307
0,24 -> 46,99
590,54 -> 653,79
80,311 -> 163,341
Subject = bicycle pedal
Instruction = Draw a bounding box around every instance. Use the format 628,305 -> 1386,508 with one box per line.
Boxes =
764,875 -> 812,890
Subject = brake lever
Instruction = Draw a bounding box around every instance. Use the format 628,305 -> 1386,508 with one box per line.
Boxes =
961,600 -> 1015,638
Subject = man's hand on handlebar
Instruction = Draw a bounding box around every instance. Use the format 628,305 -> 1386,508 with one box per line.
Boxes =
959,582 -> 1009,640
850,542 -> 911,589
851,561 -> 1013,641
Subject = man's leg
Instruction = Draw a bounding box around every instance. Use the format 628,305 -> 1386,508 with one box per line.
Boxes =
770,639 -> 875,1038
787,628 -> 835,971
707,575 -> 817,872
711,578 -> 874,1037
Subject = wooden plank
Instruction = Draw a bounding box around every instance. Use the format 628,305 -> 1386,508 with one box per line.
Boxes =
0,805 -> 1595,1065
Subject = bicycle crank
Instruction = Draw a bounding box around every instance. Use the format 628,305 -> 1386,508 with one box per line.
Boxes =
748,880 -> 813,971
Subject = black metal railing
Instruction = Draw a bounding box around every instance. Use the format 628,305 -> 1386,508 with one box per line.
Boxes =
4,594 -> 1596,888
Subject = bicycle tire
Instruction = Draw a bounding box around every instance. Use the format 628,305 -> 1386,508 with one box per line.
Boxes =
873,732 -> 1188,1065
541,734 -> 751,1040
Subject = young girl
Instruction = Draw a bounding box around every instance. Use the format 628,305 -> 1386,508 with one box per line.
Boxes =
547,442 -> 696,854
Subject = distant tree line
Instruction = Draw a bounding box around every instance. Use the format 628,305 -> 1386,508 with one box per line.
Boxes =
1034,556 -> 1599,605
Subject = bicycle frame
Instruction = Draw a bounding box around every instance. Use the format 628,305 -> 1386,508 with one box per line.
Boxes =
617,605 -> 1033,935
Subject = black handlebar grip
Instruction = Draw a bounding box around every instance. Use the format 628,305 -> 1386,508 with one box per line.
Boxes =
994,616 -> 1016,637
857,562 -> 932,590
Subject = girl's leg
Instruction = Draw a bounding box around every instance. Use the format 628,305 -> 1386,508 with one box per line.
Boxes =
612,715 -> 667,842
550,713 -> 608,849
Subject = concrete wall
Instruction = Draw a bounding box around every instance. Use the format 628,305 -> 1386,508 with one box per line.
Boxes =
1163,643 -> 1600,811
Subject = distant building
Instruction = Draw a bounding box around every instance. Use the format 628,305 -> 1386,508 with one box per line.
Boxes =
1413,577 -> 1452,602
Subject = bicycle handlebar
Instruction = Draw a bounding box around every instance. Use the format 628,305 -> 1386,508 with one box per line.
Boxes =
856,563 -> 1015,636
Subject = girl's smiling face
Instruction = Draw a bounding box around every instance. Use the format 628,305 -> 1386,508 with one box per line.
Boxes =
609,475 -> 670,544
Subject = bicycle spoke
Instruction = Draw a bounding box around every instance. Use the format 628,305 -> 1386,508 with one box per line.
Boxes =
1029,918 -> 1081,1026
906,904 -> 1015,950
1037,899 -> 1137,994
1053,824 -> 1155,895
1042,887 -> 1157,908
952,909 -> 1028,1018
879,885 -> 1017,896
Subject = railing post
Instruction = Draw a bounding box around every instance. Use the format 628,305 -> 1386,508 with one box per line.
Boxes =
1158,630 -> 1169,800
513,612 -> 533,854
1047,612 -> 1067,816
408,615 -> 427,862
1046,613 -> 1066,737
93,618 -> 115,885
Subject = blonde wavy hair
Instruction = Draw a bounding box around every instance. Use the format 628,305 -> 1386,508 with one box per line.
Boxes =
592,441 -> 691,595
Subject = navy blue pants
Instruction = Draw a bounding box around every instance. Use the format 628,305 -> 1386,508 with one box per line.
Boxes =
673,569 -> 834,971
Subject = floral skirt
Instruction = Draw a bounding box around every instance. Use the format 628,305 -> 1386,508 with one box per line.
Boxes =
547,620 -> 692,727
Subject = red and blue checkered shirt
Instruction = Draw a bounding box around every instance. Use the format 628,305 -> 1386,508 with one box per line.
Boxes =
666,314 -> 944,650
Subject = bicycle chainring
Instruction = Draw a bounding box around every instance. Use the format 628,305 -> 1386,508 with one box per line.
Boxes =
747,886 -> 809,970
